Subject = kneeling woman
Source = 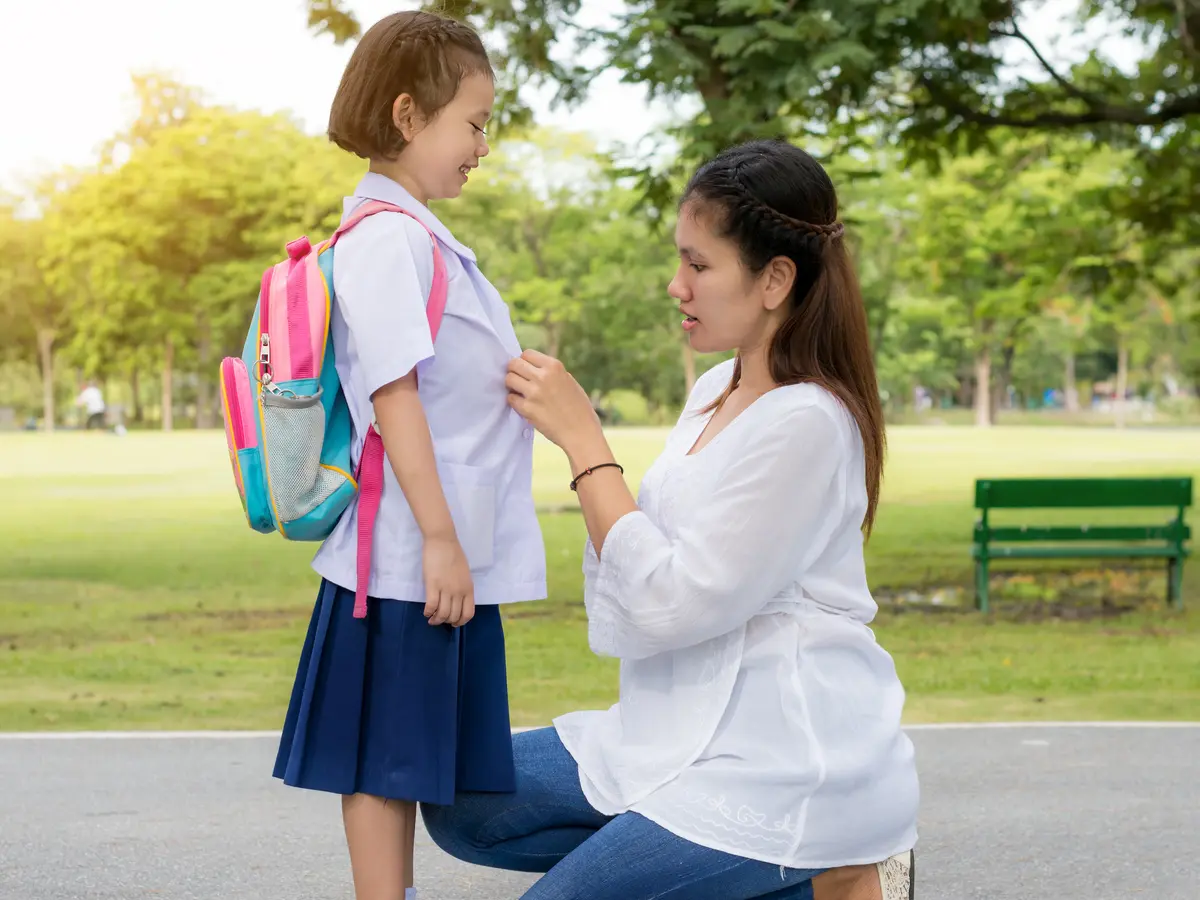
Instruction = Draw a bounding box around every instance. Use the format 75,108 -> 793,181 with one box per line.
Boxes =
423,139 -> 919,900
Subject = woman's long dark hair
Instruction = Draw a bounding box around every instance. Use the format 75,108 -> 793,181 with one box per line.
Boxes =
681,139 -> 885,535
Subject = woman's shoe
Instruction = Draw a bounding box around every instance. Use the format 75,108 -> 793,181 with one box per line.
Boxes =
876,850 -> 915,900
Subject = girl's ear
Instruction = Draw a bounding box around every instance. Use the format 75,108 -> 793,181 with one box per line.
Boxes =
392,93 -> 424,142
760,255 -> 797,312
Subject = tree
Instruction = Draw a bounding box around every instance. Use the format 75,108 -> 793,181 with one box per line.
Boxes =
905,136 -> 1134,425
433,126 -> 702,406
41,76 -> 361,430
308,1 -> 1197,231
436,129 -> 611,357
0,205 -> 70,431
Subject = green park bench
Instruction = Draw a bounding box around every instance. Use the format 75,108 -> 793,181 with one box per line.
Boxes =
972,477 -> 1193,613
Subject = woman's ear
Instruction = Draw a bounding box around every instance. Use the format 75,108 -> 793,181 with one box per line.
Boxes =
392,93 -> 424,142
761,256 -> 797,312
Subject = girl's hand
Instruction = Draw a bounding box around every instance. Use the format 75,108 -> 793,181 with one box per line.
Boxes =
505,350 -> 603,455
422,535 -> 475,627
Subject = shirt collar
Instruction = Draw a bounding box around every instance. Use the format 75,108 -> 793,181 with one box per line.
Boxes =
345,172 -> 476,263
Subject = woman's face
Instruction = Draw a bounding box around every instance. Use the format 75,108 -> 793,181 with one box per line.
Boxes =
667,201 -> 790,355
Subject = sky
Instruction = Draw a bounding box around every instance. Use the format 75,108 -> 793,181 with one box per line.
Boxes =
0,0 -> 1139,194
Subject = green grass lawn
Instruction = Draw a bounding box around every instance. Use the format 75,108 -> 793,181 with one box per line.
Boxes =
1,425 -> 1197,731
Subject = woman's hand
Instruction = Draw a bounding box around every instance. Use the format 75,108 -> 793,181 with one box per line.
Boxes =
506,350 -> 605,459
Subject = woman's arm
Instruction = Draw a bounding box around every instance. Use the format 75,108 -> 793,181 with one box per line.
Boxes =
579,401 -> 845,659
507,351 -> 848,659
560,429 -> 639,558
505,352 -> 637,553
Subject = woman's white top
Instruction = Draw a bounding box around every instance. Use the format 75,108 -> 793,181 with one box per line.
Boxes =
311,173 -> 546,605
554,359 -> 919,868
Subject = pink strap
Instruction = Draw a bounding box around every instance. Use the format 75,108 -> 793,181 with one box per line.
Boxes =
346,202 -> 449,618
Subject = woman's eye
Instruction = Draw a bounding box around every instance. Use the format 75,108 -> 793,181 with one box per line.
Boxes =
690,264 -> 706,273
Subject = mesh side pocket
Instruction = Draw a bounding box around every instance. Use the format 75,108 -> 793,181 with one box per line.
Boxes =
260,388 -> 347,523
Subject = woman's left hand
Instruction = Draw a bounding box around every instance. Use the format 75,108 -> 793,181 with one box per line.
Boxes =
506,350 -> 602,454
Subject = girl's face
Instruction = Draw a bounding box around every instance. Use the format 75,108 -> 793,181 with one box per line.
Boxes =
395,72 -> 494,202
668,201 -> 793,355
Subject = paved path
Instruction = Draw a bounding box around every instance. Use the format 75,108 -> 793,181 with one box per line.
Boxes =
1,724 -> 1197,899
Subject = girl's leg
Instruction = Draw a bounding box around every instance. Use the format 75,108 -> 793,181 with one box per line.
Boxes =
518,811 -> 823,900
401,802 -> 417,891
420,727 -> 612,873
343,793 -> 413,900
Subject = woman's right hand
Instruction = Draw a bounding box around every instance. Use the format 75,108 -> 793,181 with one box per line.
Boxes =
422,535 -> 475,627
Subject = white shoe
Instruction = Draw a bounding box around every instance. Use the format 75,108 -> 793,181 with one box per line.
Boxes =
876,850 -> 915,900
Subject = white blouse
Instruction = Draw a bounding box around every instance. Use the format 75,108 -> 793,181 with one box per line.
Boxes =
554,359 -> 920,869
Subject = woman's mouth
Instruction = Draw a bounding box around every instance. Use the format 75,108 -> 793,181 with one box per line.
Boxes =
681,314 -> 699,332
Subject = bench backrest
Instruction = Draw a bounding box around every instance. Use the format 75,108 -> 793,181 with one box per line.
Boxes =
975,477 -> 1193,510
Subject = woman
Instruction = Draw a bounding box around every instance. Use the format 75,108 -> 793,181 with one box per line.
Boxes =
421,139 -> 919,900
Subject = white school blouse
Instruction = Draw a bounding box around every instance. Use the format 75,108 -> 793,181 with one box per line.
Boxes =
554,359 -> 919,868
311,173 -> 546,606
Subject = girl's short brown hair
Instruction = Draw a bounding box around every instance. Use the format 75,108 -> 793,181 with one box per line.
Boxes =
327,11 -> 493,161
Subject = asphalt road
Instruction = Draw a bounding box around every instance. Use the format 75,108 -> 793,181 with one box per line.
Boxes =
1,724 -> 1197,900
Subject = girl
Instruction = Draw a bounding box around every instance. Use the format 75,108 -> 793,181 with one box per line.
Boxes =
272,12 -> 545,900
423,139 -> 919,899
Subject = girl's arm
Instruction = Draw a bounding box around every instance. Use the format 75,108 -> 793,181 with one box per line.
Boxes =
335,213 -> 471,627
373,373 -> 473,627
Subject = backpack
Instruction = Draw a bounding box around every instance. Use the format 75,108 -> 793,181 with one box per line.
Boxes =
218,200 -> 448,619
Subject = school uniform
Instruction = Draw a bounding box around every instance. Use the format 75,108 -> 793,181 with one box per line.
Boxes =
273,173 -> 547,804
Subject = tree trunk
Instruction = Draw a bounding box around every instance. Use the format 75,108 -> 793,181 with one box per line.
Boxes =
1064,352 -> 1079,412
195,327 -> 215,429
974,346 -> 991,428
130,368 -> 144,423
543,321 -> 561,359
1114,335 -> 1129,430
36,328 -> 56,433
682,339 -> 697,398
162,336 -> 175,432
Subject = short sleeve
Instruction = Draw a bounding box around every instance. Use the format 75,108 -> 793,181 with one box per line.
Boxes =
332,212 -> 437,398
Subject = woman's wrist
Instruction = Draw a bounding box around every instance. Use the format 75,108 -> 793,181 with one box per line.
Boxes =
564,424 -> 614,475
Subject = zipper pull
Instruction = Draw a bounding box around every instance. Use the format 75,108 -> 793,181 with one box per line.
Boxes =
259,334 -> 271,365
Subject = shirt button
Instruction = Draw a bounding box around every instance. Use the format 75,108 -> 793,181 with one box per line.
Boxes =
523,427 -> 533,439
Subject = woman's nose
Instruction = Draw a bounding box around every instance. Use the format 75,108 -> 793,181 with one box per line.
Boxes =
667,269 -> 688,302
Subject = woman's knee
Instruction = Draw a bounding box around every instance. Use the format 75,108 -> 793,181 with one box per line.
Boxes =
419,797 -> 491,863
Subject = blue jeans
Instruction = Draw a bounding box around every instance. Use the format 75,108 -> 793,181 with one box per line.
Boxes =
421,727 -> 824,899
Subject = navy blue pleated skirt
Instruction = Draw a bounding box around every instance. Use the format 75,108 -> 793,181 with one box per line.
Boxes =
272,580 -> 516,804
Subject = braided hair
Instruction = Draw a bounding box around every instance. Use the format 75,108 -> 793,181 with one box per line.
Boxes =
680,139 -> 885,535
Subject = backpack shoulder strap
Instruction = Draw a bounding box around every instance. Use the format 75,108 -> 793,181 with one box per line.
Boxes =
333,200 -> 453,620
327,200 -> 448,341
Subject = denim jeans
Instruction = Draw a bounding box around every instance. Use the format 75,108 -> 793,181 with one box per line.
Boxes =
421,727 -> 824,900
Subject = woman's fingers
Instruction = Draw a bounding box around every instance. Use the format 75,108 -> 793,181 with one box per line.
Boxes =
520,348 -> 556,367
507,392 -> 530,418
507,356 -> 541,381
504,371 -> 533,396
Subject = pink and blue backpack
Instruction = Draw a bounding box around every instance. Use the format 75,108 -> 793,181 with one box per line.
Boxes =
218,201 -> 447,618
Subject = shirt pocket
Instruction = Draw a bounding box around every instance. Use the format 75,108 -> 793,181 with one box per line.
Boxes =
437,461 -> 496,571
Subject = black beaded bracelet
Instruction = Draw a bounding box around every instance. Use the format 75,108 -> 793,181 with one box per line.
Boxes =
570,462 -> 624,492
